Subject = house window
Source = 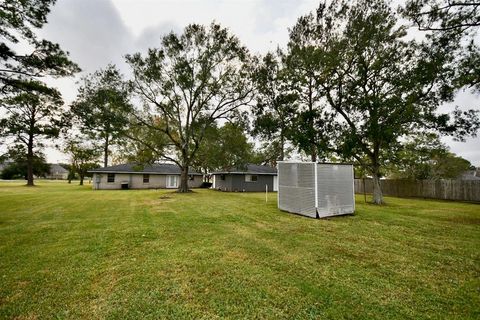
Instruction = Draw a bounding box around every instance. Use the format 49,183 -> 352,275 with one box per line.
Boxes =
189,174 -> 194,181
220,174 -> 226,180
107,173 -> 115,183
143,174 -> 150,183
245,175 -> 258,182
166,175 -> 178,188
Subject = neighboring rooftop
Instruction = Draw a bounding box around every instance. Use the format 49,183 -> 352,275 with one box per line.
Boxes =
89,163 -> 203,175
211,164 -> 277,175
459,170 -> 480,181
49,163 -> 68,174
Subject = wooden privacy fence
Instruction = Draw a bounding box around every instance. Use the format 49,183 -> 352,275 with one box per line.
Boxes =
354,179 -> 480,202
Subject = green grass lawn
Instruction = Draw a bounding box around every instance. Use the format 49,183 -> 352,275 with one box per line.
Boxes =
0,181 -> 479,319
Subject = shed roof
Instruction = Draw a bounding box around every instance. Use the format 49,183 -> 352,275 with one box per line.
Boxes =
89,163 -> 202,175
211,164 -> 277,175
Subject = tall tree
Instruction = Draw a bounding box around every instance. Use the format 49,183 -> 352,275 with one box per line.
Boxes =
0,145 -> 49,180
70,64 -> 132,167
0,0 -> 80,95
251,51 -> 296,161
291,0 -> 479,204
63,137 -> 100,185
284,13 -> 333,162
126,23 -> 253,192
0,87 -> 64,185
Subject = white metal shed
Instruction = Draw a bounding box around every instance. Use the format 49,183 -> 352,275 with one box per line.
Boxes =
277,162 -> 355,218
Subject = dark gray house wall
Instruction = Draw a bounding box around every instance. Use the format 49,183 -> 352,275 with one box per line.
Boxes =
213,174 -> 233,191
213,174 -> 274,192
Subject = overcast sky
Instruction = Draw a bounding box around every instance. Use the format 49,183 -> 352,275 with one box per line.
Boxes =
38,0 -> 479,166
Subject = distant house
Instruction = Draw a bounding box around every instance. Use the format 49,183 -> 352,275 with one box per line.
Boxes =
459,169 -> 480,181
89,163 -> 203,190
211,164 -> 277,192
46,164 -> 69,180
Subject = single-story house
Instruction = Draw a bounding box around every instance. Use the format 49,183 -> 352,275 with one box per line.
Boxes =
89,163 -> 203,190
211,164 -> 277,192
46,163 -> 69,180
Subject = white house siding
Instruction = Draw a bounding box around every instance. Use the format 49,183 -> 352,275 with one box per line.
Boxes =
129,174 -> 167,189
92,173 -> 203,190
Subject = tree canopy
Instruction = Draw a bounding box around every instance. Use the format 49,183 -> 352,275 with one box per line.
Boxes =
0,87 -> 64,185
387,133 -> 472,180
193,122 -> 255,176
283,0 -> 479,204
251,51 -> 296,162
126,23 -> 253,192
0,0 -> 80,95
63,137 -> 101,185
70,64 -> 132,167
402,0 -> 480,32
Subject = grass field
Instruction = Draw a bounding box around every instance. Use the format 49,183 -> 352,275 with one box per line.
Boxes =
0,181 -> 479,319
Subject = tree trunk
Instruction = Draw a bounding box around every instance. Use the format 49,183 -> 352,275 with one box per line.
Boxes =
26,134 -> 34,186
372,168 -> 384,205
308,77 -> 316,163
103,135 -> 109,167
178,165 -> 190,193
79,173 -> 84,186
279,130 -> 285,161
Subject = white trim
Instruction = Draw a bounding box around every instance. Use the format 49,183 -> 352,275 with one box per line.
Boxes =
166,175 -> 179,188
211,172 -> 276,176
352,165 -> 356,212
89,171 -> 202,175
314,163 -> 319,209
276,163 -> 280,207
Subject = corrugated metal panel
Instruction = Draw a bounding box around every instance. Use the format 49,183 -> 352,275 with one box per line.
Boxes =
277,162 -> 355,219
278,162 -> 317,218
316,164 -> 355,217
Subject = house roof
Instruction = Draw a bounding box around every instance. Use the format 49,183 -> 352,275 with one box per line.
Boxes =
49,163 -> 68,174
459,171 -> 480,181
211,164 -> 277,175
88,163 -> 203,175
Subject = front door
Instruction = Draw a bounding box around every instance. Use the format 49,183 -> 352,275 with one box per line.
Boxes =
166,175 -> 178,188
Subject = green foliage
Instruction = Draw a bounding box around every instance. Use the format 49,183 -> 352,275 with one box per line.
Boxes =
126,23 -> 253,192
387,133 -> 472,180
193,122 -> 255,174
251,51 -> 296,161
0,145 -> 49,179
70,64 -> 132,167
250,140 -> 294,168
402,1 -> 480,134
402,0 -> 480,32
0,88 -> 64,140
0,88 -> 64,185
0,0 -> 80,94
116,115 -> 171,164
285,0 -> 479,203
63,137 -> 101,185
284,15 -> 334,161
